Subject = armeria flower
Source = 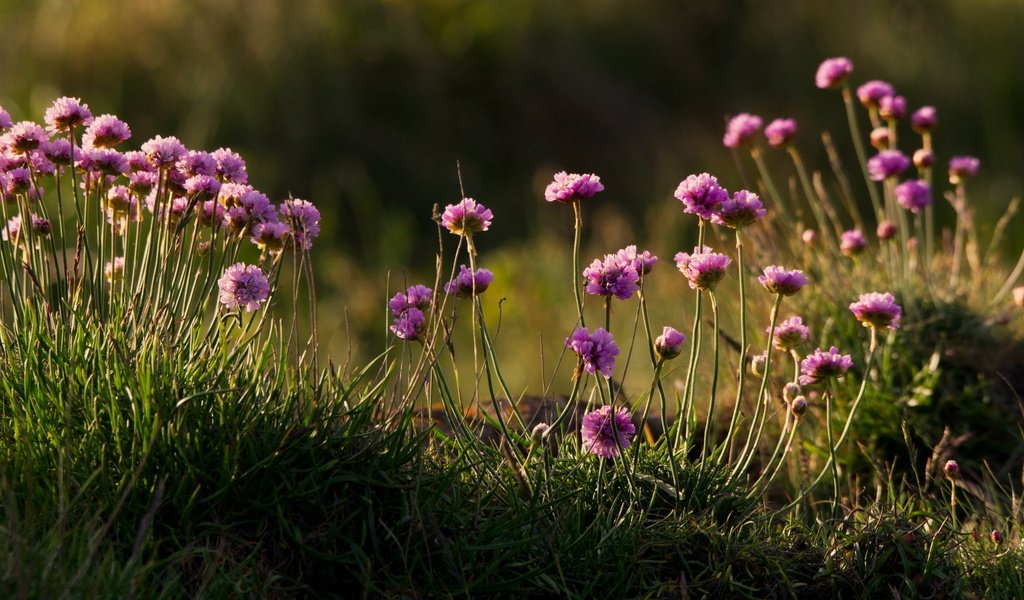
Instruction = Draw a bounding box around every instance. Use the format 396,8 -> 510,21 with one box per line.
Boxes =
79,147 -> 129,177
129,170 -> 158,197
388,285 -> 433,317
799,346 -> 853,386
722,113 -> 763,148
913,148 -> 934,169
948,156 -> 980,185
615,245 -> 658,276
894,179 -> 932,213
849,291 -> 902,330
0,107 -> 12,130
125,150 -> 155,173
211,147 -> 248,183
217,263 -> 271,312
184,174 -> 221,201
764,118 -> 797,147
44,97 -> 93,133
783,382 -> 802,402
390,307 -> 426,341
199,200 -> 228,229
867,150 -> 911,181
2,215 -> 22,244
876,220 -> 898,241
580,405 -> 636,459
2,122 -> 48,155
758,265 -> 808,296
790,396 -> 809,417
441,198 -> 493,236
912,106 -> 937,133
943,460 -> 959,480
566,327 -> 619,378
840,229 -> 867,256
815,57 -> 853,89
105,185 -> 135,217
992,530 -> 1004,545
544,171 -> 604,203
751,352 -> 767,377
674,172 -> 729,220
869,127 -> 891,150
142,135 -> 187,167
29,151 -> 55,176
82,114 -> 131,148
584,252 -> 640,300
279,198 -> 321,250
31,216 -> 51,237
712,189 -> 765,228
41,139 -> 74,165
105,257 -> 126,282
654,326 -> 686,361
3,168 -> 31,196
176,150 -> 217,178
771,316 -> 810,352
857,80 -> 895,108
675,246 -> 731,290
225,188 -> 278,232
878,95 -> 906,120
251,221 -> 291,256
444,265 -> 495,298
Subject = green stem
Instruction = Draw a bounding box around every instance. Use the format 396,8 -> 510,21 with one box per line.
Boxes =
702,290 -> 720,459
725,230 -> 748,462
571,199 -> 585,328
842,84 -> 884,223
751,145 -> 790,223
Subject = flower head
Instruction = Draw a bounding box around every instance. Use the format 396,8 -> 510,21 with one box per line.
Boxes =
544,171 -> 604,203
857,80 -> 895,108
815,57 -> 853,89
894,179 -> 932,214
840,229 -> 867,256
723,113 -> 763,148
142,135 -> 186,166
176,150 -> 217,177
948,156 -> 980,185
441,198 -> 493,236
3,168 -> 31,196
41,139 -> 74,165
615,245 -> 658,276
444,265 -> 495,298
675,246 -> 731,290
849,291 -> 902,331
388,285 -> 433,317
566,327 -> 619,378
655,326 -> 686,361
82,114 -> 131,148
129,171 -> 158,197
869,127 -> 891,150
712,189 -> 765,228
580,405 -> 636,459
251,221 -> 291,255
876,220 -> 898,241
184,174 -> 221,201
878,95 -> 906,121
212,148 -> 248,183
911,106 -> 937,133
913,148 -> 934,169
217,263 -> 270,312
758,265 -> 807,296
764,118 -> 797,147
79,147 -> 129,177
674,173 -> 729,220
944,460 -> 959,481
390,307 -> 426,341
867,150 -> 911,181
584,252 -> 640,300
279,198 -> 321,250
0,107 -> 12,130
772,316 -> 810,352
44,97 -> 93,133
125,151 -> 154,173
791,396 -> 809,417
2,122 -> 48,155
799,346 -> 853,386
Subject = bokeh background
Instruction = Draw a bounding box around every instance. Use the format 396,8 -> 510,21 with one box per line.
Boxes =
2,0 -> 1023,382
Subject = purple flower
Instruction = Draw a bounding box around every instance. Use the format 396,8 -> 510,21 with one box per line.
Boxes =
894,179 -> 932,214
580,405 -> 636,459
799,346 -> 853,386
878,95 -> 906,121
3,168 -> 31,196
105,185 -> 134,215
44,97 -> 93,133
125,151 -> 155,173
176,150 -> 217,177
849,291 -> 902,331
0,107 -> 11,130
105,257 -> 126,282
944,460 -> 959,480
876,220 -> 898,241
857,80 -> 895,108
815,57 -> 853,89
948,156 -> 980,185
675,246 -> 731,291
674,172 -> 729,220
218,263 -> 271,312
913,148 -> 934,169
389,285 -> 433,317
654,326 -> 686,361
615,245 -> 658,276
184,174 -> 221,201
390,307 -> 426,341
772,316 -> 810,352
199,200 -> 228,229
142,135 -> 187,166
444,265 -> 495,298
791,396 -> 809,417
441,198 -> 493,236
129,171 -> 158,197
764,118 -> 797,147
40,139 -> 74,165
723,113 -> 763,148
867,150 -> 910,181
869,127 -> 891,150
82,114 -> 131,148
29,151 -> 55,176
712,189 -> 765,228
251,221 -> 291,255
566,327 -> 619,378
279,198 -> 321,250
584,252 -> 640,300
2,122 -> 48,155
758,265 -> 807,296
224,188 -> 278,232
544,171 -> 604,203
840,229 -> 867,256
79,147 -> 129,177
912,106 -> 937,133
212,148 -> 248,183
2,215 -> 22,244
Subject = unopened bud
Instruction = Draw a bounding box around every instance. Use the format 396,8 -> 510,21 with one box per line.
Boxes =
751,353 -> 767,378
870,127 -> 891,150
992,530 -> 1004,545
944,459 -> 960,481
802,229 -> 818,245
877,220 -> 897,241
783,382 -> 801,403
791,395 -> 808,417
913,148 -> 934,169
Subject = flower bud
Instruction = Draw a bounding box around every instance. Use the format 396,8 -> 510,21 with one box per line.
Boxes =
197,240 -> 212,257
751,353 -> 767,378
791,395 -> 808,418
531,422 -> 550,446
992,530 -> 1004,545
1012,286 -> 1024,308
654,326 -> 686,361
783,382 -> 801,402
877,220 -> 897,241
913,148 -> 934,169
944,459 -> 960,481
870,127 -> 891,150
802,229 -> 818,245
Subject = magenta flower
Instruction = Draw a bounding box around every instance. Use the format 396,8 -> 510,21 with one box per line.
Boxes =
142,135 -> 187,167
712,189 -> 766,229
815,57 -> 853,89
2,122 -> 48,155
218,263 -> 271,312
211,148 -> 248,183
389,285 -> 433,317
3,168 -> 31,196
674,172 -> 729,220
894,180 -> 932,214
849,291 -> 902,331
444,265 -> 495,298
184,174 -> 221,201
566,327 -> 619,378
279,198 -> 321,251
544,171 -> 604,203
723,113 -> 763,148
0,107 -> 11,130
580,405 -> 636,459
129,171 -> 158,197
390,307 -> 426,341
82,114 -> 131,148
840,229 -> 867,256
911,106 -> 937,133
856,80 -> 895,108
199,200 -> 228,229
764,118 -> 797,147
41,139 -> 74,165
948,156 -> 980,185
758,265 -> 808,296
867,150 -> 911,181
79,147 -> 129,177
876,220 -> 898,241
615,245 -> 658,276
29,151 -> 55,177
675,246 -> 731,291
654,326 -> 686,361
799,346 -> 853,386
251,221 -> 291,255
584,252 -> 640,300
878,95 -> 906,121
771,316 -> 810,352
176,150 -> 217,177
441,198 -> 493,236
44,97 -> 93,134
223,187 -> 278,232
944,460 -> 959,480
125,151 -> 155,173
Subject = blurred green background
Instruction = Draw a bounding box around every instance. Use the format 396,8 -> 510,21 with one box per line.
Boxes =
2,0 -> 1023,376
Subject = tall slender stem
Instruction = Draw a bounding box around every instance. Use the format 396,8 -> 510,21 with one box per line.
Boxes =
702,290 -> 720,458
842,84 -> 884,223
571,199 -> 585,328
725,230 -> 748,461
732,294 -> 783,480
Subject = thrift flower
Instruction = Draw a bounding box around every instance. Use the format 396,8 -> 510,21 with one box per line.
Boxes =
2,122 -> 48,154
615,245 -> 658,276
388,285 -> 433,316
912,106 -> 937,133
894,179 -> 932,213
444,265 -> 495,298
176,150 -> 217,177
944,460 -> 959,480
218,263 -> 271,312
869,127 -> 891,150
125,151 -> 155,173
878,95 -> 906,120
751,353 -> 767,377
142,135 -> 187,166
711,189 -> 765,228
758,265 -> 808,296
849,292 -> 902,330
3,168 -> 31,196
580,405 -> 636,459
857,80 -> 895,108
82,114 -> 131,148
184,174 -> 221,201
441,198 -> 493,236
867,150 -> 911,180
791,396 -> 809,417
764,118 -> 797,147
566,327 -> 619,378
674,173 -> 728,221
41,139 -> 74,165
44,97 -> 93,133
675,246 -> 731,291
544,171 -> 604,203
251,221 -> 291,255
129,171 -> 158,197
212,148 -> 248,183
80,147 -> 129,177
279,198 -> 321,250
654,326 -> 686,361
913,148 -> 934,169
722,113 -> 763,148
799,346 -> 853,386
783,382 -> 801,402
815,57 -> 853,89
390,307 -> 426,341
948,156 -> 980,185
772,316 -> 810,352
876,220 -> 898,241
0,107 -> 11,130
199,200 -> 228,229
840,230 -> 867,256
583,252 -> 640,300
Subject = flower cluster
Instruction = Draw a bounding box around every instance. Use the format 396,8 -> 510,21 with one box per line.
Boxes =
389,285 -> 433,341
723,113 -> 763,148
445,265 -> 495,298
544,171 -> 604,203
675,246 -> 731,291
441,198 -> 493,236
799,346 -> 854,386
654,326 -> 686,361
217,263 -> 271,312
894,180 -> 932,214
711,189 -> 766,229
674,172 -> 729,220
849,292 -> 902,331
566,327 -> 619,378
584,252 -> 640,300
758,265 -> 808,296
580,405 -> 636,459
771,316 -> 810,352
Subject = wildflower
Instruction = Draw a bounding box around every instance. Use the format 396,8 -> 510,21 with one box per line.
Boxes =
390,307 -> 426,341
199,200 -> 228,229
583,253 -> 640,300
29,152 -> 55,177
31,216 -> 51,237
675,246 -> 731,291
125,151 -> 154,173
251,221 -> 291,256
723,113 -> 763,148
948,156 -> 980,185
44,97 -> 93,133
849,292 -> 902,331
802,229 -> 818,245
105,185 -> 134,214
1012,286 -> 1024,307
105,257 -> 126,282
2,215 -> 22,244
758,265 -> 808,296
878,95 -> 906,121
674,172 -> 728,220
815,57 -> 853,89
176,150 -> 217,177
912,106 -> 937,133
614,245 -> 658,277
388,285 -> 433,317
772,316 -> 810,352
869,127 -> 891,150
783,382 -> 801,402
791,395 -> 808,417
444,265 -> 495,298
3,168 -> 31,196
856,80 -> 895,108
142,135 -> 186,167
799,346 -> 853,386
751,352 -> 767,377
82,114 -> 131,148
654,326 -> 686,361
279,198 -> 321,250
580,405 -> 636,459
129,171 -> 158,197
712,189 -> 765,228
0,107 -> 11,130
867,150 -> 911,181
840,229 -> 867,256
566,327 -> 619,378
894,179 -> 932,214
943,460 -> 959,481
217,263 -> 271,312
441,198 -> 493,236
992,530 -> 1004,545
80,147 -> 129,177
211,148 -> 248,183
913,148 -> 934,169
764,118 -> 797,148
184,174 -> 221,201
41,139 -> 74,165
876,220 -> 898,241
531,423 -> 550,445
544,171 -> 604,203
2,122 -> 48,155
224,188 -> 277,232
